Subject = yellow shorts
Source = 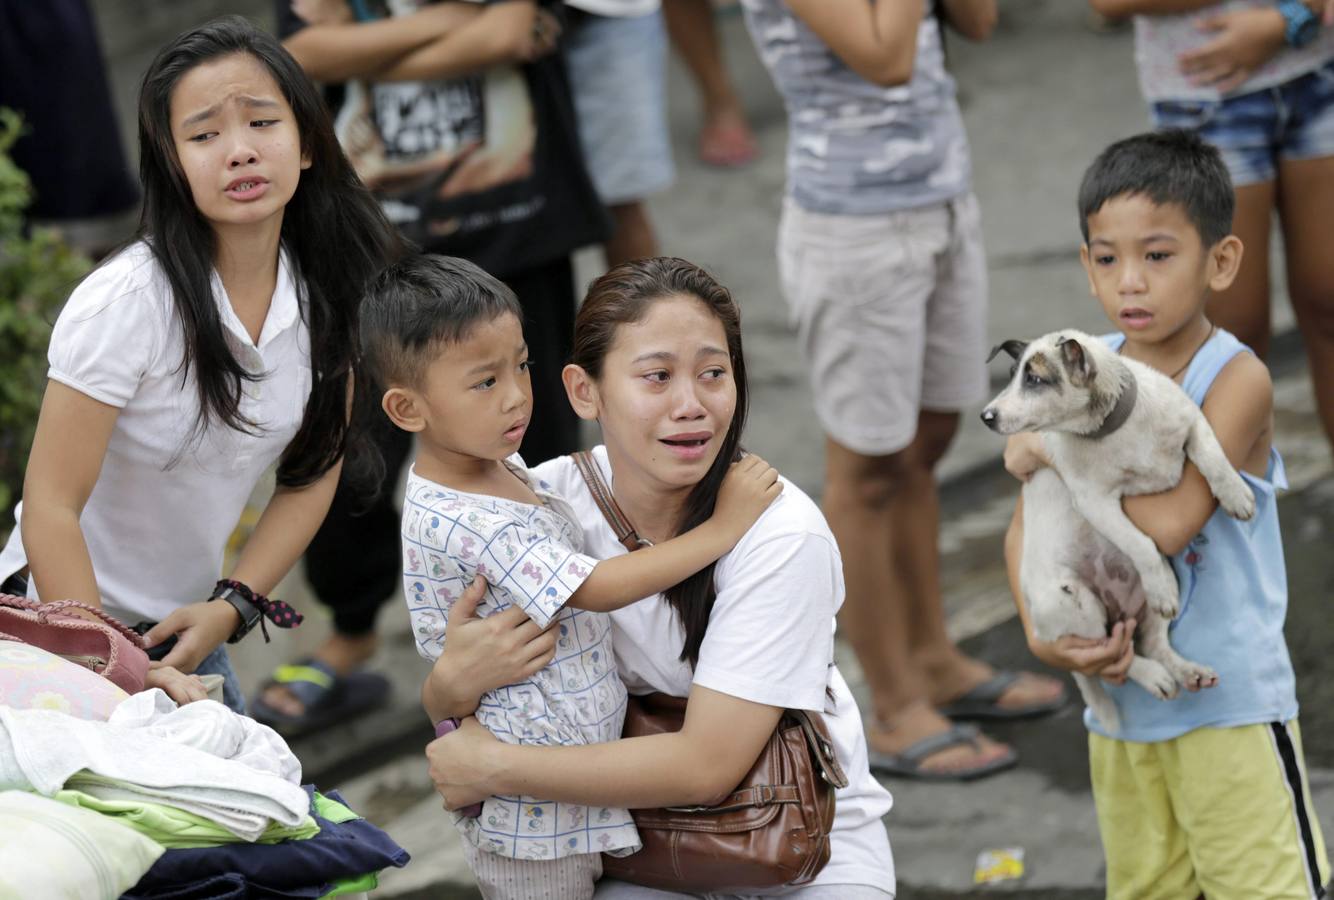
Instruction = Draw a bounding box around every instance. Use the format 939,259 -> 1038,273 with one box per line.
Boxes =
1091,720 -> 1329,900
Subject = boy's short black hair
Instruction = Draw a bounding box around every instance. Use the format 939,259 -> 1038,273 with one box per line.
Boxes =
360,254 -> 523,389
1078,129 -> 1235,246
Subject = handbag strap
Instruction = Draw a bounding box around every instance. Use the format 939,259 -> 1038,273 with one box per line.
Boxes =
572,450 -> 651,553
0,593 -> 145,647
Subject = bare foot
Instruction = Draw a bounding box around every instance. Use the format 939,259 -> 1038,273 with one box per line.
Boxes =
926,653 -> 1066,715
259,632 -> 379,717
868,702 -> 1013,777
698,108 -> 758,168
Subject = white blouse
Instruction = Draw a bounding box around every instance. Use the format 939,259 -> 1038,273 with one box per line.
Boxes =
0,242 -> 311,623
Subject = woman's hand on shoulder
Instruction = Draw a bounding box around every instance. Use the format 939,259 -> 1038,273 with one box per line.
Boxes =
143,600 -> 239,674
712,454 -> 783,544
144,664 -> 211,705
427,716 -> 502,811
1003,433 -> 1050,482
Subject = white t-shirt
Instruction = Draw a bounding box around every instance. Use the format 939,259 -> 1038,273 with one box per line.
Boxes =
534,447 -> 896,894
0,242 -> 311,623
565,0 -> 660,17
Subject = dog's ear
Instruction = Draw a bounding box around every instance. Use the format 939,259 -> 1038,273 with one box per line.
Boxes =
1058,336 -> 1097,386
986,340 -> 1028,364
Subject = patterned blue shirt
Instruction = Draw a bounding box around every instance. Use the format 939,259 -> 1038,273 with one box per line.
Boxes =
400,458 -> 640,859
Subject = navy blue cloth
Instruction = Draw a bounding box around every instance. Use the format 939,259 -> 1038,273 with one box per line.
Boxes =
120,872 -> 319,900
123,787 -> 410,899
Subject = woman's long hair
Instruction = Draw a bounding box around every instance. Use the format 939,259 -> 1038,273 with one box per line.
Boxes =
134,15 -> 403,486
571,257 -> 749,668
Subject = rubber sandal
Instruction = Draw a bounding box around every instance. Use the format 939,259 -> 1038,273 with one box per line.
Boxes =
866,723 -> 1017,782
937,670 -> 1068,722
250,658 -> 390,739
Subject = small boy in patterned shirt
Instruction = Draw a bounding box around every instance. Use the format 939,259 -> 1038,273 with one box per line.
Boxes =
360,254 -> 781,899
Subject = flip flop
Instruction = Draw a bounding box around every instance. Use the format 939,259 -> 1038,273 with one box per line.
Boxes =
937,670 -> 1068,722
866,723 -> 1018,782
250,658 -> 390,739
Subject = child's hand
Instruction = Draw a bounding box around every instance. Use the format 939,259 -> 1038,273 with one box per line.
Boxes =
1178,7 -> 1286,93
713,454 -> 783,542
1003,433 -> 1050,482
1027,619 -> 1136,685
144,665 -> 211,705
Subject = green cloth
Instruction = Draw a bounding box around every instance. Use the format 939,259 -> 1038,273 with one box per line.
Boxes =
311,792 -> 380,897
320,871 -> 379,897
311,790 -> 359,825
52,789 -> 320,849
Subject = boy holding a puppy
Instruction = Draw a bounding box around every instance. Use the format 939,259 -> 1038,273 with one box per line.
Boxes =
1004,130 -> 1327,899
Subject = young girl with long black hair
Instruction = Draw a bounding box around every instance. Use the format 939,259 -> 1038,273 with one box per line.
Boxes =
0,16 -> 402,709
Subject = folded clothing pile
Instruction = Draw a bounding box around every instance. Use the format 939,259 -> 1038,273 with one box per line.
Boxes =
0,678 -> 409,899
0,689 -> 308,841
124,786 -> 410,899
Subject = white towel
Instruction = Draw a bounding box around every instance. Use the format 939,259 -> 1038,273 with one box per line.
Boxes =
0,690 -> 309,841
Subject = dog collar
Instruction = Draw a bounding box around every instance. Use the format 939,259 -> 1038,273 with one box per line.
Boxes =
1085,374 -> 1137,440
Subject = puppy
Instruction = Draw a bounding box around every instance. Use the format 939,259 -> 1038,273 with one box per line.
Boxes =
981,330 -> 1255,732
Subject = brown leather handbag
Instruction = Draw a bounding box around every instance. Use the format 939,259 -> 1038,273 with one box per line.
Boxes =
571,451 -> 849,892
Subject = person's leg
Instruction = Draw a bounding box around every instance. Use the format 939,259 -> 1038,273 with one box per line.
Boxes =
1206,180 -> 1275,358
903,193 -> 1064,714
662,0 -> 757,167
464,841 -> 601,900
901,410 -> 1063,710
507,257 -> 580,465
604,201 -> 659,268
1276,153 -> 1334,450
1150,90 -> 1279,357
1089,732 -> 1199,900
824,436 -> 1013,775
778,198 -> 1012,775
562,10 -> 672,270
255,422 -> 410,720
1172,721 -> 1329,899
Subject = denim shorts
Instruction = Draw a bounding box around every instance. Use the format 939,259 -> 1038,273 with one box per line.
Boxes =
563,9 -> 674,204
194,644 -> 246,714
1151,59 -> 1334,186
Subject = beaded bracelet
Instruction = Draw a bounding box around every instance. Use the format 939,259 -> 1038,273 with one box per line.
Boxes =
214,579 -> 304,642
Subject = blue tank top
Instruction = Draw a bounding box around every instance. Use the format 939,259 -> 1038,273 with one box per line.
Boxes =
1086,329 -> 1297,742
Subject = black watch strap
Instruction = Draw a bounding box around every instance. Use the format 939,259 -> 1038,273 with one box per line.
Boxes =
210,586 -> 262,643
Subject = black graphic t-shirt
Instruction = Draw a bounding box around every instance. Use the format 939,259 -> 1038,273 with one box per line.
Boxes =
278,0 -> 608,278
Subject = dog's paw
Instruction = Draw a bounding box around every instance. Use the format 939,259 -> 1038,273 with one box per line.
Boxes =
1144,564 -> 1180,619
1129,658 -> 1179,700
1170,660 -> 1219,692
1218,477 -> 1256,521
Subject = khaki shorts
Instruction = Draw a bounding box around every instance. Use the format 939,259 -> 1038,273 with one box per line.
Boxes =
777,194 -> 988,456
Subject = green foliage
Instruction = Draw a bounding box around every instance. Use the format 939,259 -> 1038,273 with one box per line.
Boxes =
0,108 -> 92,538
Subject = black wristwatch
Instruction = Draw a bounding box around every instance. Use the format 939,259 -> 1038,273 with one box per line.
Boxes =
209,585 -> 263,644
1278,0 -> 1320,48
